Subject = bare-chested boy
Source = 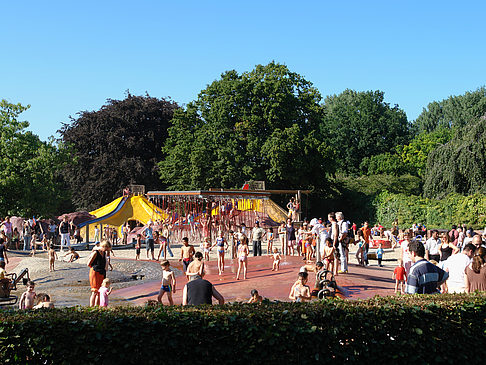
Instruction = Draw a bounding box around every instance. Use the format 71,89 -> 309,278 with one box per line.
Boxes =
19,280 -> 36,309
186,251 -> 205,281
48,245 -> 58,272
179,237 -> 195,273
289,272 -> 311,302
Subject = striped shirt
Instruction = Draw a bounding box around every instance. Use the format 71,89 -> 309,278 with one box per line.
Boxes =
405,259 -> 449,294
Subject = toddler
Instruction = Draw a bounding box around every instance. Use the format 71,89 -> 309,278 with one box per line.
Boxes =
99,278 -> 113,307
19,280 -> 36,309
392,259 -> 407,294
376,243 -> 384,267
33,293 -> 54,309
48,245 -> 58,272
271,248 -> 281,271
203,237 -> 212,261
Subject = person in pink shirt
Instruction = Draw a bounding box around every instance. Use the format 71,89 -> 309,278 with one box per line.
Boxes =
99,278 -> 113,307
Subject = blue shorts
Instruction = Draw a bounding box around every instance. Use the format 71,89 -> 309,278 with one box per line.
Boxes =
160,285 -> 171,292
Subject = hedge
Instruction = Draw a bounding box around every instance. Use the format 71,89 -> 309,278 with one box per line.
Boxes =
1,294 -> 485,364
373,191 -> 486,229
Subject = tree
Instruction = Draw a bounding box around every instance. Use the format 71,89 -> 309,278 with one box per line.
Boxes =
415,87 -> 486,133
320,89 -> 410,174
159,62 -> 334,190
424,116 -> 486,198
60,93 -> 179,210
0,99 -> 71,217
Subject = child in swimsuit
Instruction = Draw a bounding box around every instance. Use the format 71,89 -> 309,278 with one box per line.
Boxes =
179,237 -> 195,273
272,248 -> 281,271
203,237 -> 212,261
289,272 -> 311,302
211,232 -> 228,275
236,240 -> 249,280
186,252 -> 205,281
158,260 -> 176,305
267,228 -> 274,255
323,238 -> 335,273
135,234 -> 141,260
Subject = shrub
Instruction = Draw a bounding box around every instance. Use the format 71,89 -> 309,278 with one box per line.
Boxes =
0,294 -> 485,364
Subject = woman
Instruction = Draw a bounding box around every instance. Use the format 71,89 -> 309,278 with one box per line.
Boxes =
465,247 -> 486,293
87,240 -> 110,306
286,219 -> 296,256
278,221 -> 286,255
439,232 -> 459,262
22,221 -> 32,251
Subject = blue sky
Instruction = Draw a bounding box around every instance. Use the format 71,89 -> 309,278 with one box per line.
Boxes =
2,1 -> 485,141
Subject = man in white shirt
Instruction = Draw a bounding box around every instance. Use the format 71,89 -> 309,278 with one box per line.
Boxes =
311,218 -> 328,261
445,243 -> 475,293
336,212 -> 349,273
425,230 -> 441,262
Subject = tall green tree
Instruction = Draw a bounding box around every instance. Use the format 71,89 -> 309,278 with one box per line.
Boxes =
159,62 -> 333,190
320,89 -> 410,174
415,87 -> 486,133
0,99 -> 71,217
424,116 -> 486,198
60,93 -> 178,210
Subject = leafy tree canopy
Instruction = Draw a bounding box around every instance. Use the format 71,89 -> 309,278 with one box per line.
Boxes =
60,93 -> 178,210
320,89 -> 410,174
424,115 -> 486,198
414,86 -> 486,133
159,62 -> 334,190
0,99 -> 71,217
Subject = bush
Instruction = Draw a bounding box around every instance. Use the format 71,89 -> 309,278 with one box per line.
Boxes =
1,294 -> 485,364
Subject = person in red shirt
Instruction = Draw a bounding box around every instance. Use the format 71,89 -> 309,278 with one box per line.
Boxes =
393,259 -> 407,294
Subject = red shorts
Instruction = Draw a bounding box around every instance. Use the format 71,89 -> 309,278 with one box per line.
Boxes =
89,269 -> 104,292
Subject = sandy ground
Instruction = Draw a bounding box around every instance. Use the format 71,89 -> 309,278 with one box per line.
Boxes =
4,242 -> 401,308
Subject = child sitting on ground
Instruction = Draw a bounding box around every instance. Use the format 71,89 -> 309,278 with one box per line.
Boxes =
48,245 -> 58,272
19,280 -> 36,309
247,289 -> 263,303
99,278 -> 113,307
33,293 -> 54,309
376,243 -> 384,267
271,248 -> 281,271
289,272 -> 311,302
63,247 -> 79,263
392,259 -> 407,294
158,260 -> 176,305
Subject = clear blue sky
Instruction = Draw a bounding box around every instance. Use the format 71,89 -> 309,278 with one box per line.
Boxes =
2,1 -> 485,141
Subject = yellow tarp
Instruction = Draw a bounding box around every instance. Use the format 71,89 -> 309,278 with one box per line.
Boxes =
85,195 -> 167,240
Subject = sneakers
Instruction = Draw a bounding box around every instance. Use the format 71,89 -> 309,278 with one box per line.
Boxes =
338,270 -> 348,274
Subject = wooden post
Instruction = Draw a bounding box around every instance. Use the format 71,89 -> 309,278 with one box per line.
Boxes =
85,224 -> 90,243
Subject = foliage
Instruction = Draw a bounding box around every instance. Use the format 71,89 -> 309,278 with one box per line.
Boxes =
0,100 -> 72,217
320,89 -> 410,174
424,116 -> 486,199
415,86 -> 486,133
59,93 -> 179,211
373,191 -> 486,228
0,295 -> 485,364
159,62 -> 334,191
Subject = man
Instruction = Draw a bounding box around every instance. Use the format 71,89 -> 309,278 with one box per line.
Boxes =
251,221 -> 265,256
336,212 -> 349,274
425,230 -> 441,262
360,222 -> 372,266
405,240 -> 449,294
182,271 -> 224,305
59,216 -> 71,252
445,243 -> 476,293
472,234 -> 486,249
143,223 -> 155,260
328,212 -> 339,276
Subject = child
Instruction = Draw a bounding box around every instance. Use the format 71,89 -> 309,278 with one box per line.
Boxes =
48,245 -> 58,272
322,238 -> 335,273
267,228 -> 274,255
211,232 -> 228,275
186,251 -> 205,280
247,289 -> 263,303
19,280 -> 36,309
158,260 -> 176,305
63,247 -> 79,262
392,259 -> 407,294
135,234 -> 141,260
156,232 -> 169,261
236,239 -> 250,280
179,237 -> 195,273
272,247 -> 281,271
289,272 -> 311,302
203,237 -> 212,261
99,278 -> 113,307
304,234 -> 314,263
355,230 -> 365,266
33,293 -> 54,309
0,260 -> 7,279
376,243 -> 384,267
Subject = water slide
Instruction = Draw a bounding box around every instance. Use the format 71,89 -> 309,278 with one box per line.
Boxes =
78,196 -> 129,228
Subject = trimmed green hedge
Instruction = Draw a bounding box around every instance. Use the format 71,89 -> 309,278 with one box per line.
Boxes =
373,191 -> 486,229
1,294 -> 485,364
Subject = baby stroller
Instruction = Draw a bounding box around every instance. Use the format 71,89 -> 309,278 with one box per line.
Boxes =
315,269 -> 337,299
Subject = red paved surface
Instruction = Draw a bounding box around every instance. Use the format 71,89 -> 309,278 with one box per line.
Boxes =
113,256 -> 397,305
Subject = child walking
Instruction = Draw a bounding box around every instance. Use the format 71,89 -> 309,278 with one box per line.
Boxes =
376,243 -> 384,267
135,234 -> 141,260
99,278 -> 113,307
272,248 -> 281,271
158,260 -> 176,305
48,245 -> 58,272
392,259 -> 407,294
236,240 -> 249,280
203,237 -> 212,261
211,232 -> 228,275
